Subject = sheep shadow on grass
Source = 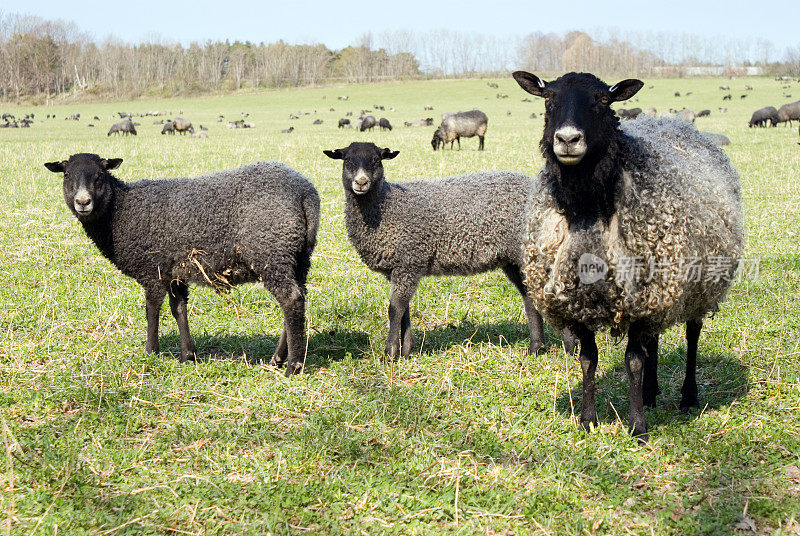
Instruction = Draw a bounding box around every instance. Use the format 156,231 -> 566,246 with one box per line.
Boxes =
414,318 -> 566,356
555,345 -> 749,428
156,328 -> 373,369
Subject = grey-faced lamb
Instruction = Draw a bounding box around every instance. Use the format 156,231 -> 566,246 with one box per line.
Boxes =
431,110 -> 488,151
378,118 -> 392,131
44,153 -> 320,376
323,142 -> 574,359
513,71 -> 744,442
108,119 -> 137,136
161,121 -> 175,135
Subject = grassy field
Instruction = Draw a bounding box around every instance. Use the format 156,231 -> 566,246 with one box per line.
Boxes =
1,75 -> 799,535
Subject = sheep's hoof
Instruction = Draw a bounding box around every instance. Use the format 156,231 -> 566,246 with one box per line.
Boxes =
268,354 -> 286,368
629,417 -> 648,442
283,361 -> 304,377
178,352 -> 196,363
527,342 -> 546,356
579,412 -> 597,433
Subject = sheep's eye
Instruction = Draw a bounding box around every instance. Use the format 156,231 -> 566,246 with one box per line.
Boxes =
600,96 -> 610,105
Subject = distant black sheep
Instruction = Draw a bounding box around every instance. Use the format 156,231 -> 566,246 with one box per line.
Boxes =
749,106 -> 779,127
359,115 -> 377,132
338,118 -> 351,128
379,118 -> 392,131
44,153 -> 320,375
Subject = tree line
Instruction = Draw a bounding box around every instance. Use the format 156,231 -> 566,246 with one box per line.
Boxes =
1,13 -> 797,102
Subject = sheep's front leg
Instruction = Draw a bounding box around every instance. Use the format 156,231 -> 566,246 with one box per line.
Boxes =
144,287 -> 166,354
573,324 -> 598,432
642,333 -> 660,407
681,319 -> 703,411
501,264 -> 544,355
625,324 -> 650,442
386,275 -> 418,360
168,281 -> 197,362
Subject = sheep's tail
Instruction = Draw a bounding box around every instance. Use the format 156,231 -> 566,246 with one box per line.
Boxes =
296,188 -> 320,287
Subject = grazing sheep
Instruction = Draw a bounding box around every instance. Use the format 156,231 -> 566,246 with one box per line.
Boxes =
378,118 -> 392,131
44,153 -> 320,375
161,121 -> 175,135
676,109 -> 696,123
338,118 -> 351,128
696,109 -> 711,118
281,126 -> 294,134
431,110 -> 488,151
701,131 -> 731,146
617,108 -> 642,120
513,71 -> 744,442
359,115 -> 377,132
108,119 -> 137,136
172,117 -> 194,135
749,106 -> 779,128
777,101 -> 800,127
323,142 -> 574,358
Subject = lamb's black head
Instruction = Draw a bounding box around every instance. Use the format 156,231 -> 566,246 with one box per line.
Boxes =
323,142 -> 399,196
513,71 -> 643,167
44,153 -> 122,221
431,129 -> 443,151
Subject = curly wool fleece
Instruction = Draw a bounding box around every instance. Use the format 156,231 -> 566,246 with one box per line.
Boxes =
523,118 -> 745,335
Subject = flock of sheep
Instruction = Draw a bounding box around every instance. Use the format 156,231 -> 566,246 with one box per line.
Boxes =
44,71 -> 747,442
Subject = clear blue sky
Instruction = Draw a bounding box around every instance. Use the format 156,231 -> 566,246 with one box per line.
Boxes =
3,0 -> 799,61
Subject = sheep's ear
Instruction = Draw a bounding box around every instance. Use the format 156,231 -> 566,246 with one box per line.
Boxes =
323,149 -> 344,160
44,161 -> 66,173
380,148 -> 399,160
101,158 -> 123,170
609,79 -> 644,102
513,71 -> 547,97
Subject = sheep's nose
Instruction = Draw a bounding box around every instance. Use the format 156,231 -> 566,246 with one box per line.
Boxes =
554,127 -> 583,146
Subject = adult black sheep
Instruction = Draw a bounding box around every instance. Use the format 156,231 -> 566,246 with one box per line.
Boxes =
749,106 -> 779,127
513,71 -> 744,442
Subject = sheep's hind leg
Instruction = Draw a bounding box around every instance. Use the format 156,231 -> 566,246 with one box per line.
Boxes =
268,281 -> 307,377
168,281 -> 197,362
144,287 -> 166,354
400,306 -> 414,357
502,265 -> 544,355
681,319 -> 702,411
625,324 -> 650,442
642,333 -> 660,407
268,325 -> 288,368
573,324 -> 599,432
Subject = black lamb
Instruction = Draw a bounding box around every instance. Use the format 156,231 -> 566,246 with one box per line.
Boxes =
323,142 -> 574,359
44,153 -> 320,375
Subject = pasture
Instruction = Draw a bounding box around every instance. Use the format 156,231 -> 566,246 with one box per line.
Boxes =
1,76 -> 799,535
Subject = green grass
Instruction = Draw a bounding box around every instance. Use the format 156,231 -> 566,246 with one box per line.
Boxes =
1,76 -> 800,535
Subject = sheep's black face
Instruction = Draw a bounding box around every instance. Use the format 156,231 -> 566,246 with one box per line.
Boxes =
513,71 -> 643,167
431,131 -> 442,151
44,153 -> 122,221
323,142 -> 399,196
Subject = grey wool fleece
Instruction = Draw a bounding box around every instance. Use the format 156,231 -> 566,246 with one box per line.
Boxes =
523,118 -> 745,335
